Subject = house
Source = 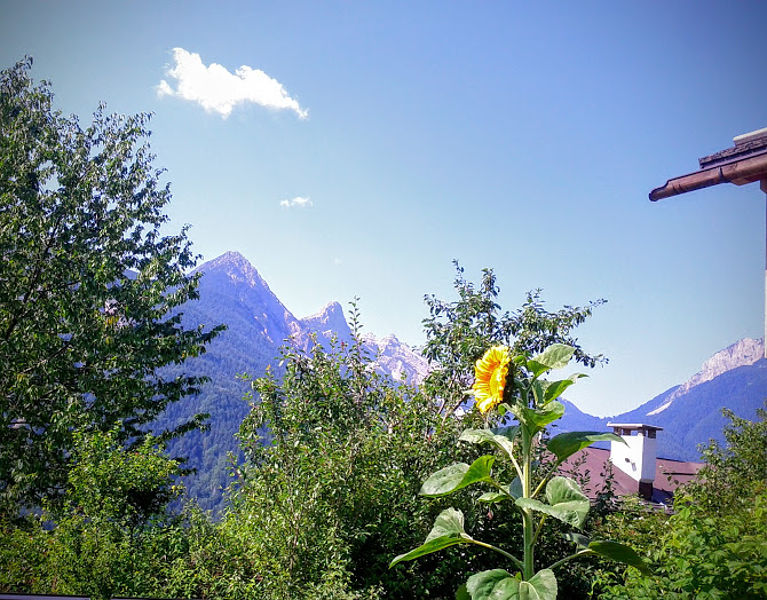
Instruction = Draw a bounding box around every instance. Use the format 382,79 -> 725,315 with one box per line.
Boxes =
562,423 -> 703,506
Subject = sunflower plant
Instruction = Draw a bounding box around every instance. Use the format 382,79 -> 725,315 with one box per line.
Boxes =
391,343 -> 650,600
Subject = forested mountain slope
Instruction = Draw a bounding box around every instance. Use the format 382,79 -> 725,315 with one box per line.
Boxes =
156,251 -> 427,511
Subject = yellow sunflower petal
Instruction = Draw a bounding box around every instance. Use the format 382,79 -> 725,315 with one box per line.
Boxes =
472,346 -> 510,414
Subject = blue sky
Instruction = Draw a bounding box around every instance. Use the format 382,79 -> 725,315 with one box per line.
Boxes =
2,1 -> 765,416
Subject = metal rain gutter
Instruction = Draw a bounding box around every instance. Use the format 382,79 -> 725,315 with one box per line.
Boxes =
649,153 -> 767,201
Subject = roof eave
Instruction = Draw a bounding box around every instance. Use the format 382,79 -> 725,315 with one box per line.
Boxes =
649,153 -> 767,201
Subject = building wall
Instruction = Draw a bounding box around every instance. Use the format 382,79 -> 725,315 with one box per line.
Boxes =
610,433 -> 657,482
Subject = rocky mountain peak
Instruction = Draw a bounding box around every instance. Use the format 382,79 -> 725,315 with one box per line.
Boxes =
300,301 -> 351,337
315,301 -> 345,322
684,337 -> 763,392
647,337 -> 764,416
197,251 -> 272,292
202,250 -> 248,270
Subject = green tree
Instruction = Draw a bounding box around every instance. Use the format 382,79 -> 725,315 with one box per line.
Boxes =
421,263 -> 605,422
0,58 -> 222,512
598,405 -> 767,599
0,426 -> 189,600
227,320 -> 465,599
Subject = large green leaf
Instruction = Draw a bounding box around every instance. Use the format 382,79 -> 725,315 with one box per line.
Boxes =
466,570 -> 518,599
547,431 -> 626,462
516,476 -> 590,528
540,373 -> 587,404
420,455 -> 495,497
426,507 -> 467,541
515,498 -> 583,529
465,568 -> 557,600
546,477 -> 589,513
526,401 -> 565,428
460,427 -> 520,460
527,344 -> 575,377
515,401 -> 564,437
587,540 -> 652,575
389,508 -> 471,567
523,569 -> 558,600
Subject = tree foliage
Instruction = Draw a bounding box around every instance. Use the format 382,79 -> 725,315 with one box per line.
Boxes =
0,58 -> 221,512
422,262 -> 605,421
0,427 -> 188,600
226,314 -> 469,599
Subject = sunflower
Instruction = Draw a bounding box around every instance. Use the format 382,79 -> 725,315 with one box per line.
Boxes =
472,346 -> 510,414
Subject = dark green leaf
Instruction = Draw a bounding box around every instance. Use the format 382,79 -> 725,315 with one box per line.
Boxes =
508,477 -> 523,499
563,532 -> 591,548
455,584 -> 470,600
547,431 -> 625,462
516,477 -> 589,528
390,508 -> 472,568
420,456 -> 496,497
541,373 -> 587,403
389,535 -> 467,568
588,540 -> 652,575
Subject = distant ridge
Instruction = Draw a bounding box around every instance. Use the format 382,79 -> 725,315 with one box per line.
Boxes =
648,338 -> 763,416
558,338 -> 767,461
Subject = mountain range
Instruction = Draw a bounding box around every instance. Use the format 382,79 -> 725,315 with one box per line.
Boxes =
159,251 -> 766,511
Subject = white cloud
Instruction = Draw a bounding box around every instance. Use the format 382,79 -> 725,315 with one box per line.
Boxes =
280,196 -> 313,208
333,257 -> 342,265
157,47 -> 308,119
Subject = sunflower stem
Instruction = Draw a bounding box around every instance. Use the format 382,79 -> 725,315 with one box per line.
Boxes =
521,427 -> 534,580
508,450 -> 524,483
469,539 -> 524,572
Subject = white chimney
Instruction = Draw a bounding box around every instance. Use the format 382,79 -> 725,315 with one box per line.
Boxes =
606,423 -> 663,500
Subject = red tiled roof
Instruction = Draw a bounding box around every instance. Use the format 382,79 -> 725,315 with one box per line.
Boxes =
560,447 -> 703,506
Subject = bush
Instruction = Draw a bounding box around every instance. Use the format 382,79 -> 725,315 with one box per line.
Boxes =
598,405 -> 767,599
